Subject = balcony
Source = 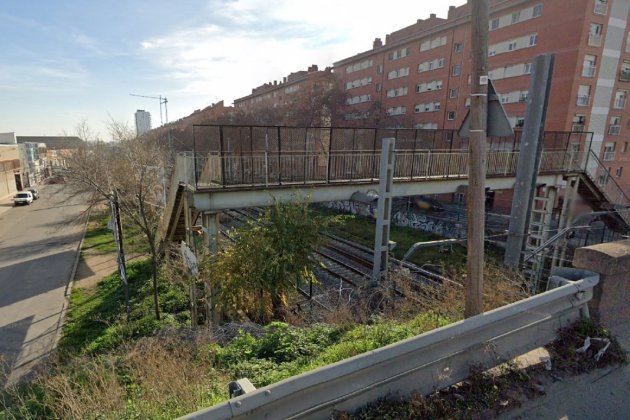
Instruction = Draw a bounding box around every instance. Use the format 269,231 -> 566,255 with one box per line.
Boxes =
588,33 -> 602,47
614,97 -> 627,109
620,69 -> 630,82
594,2 -> 608,15
582,65 -> 596,77
576,95 -> 590,106
608,125 -> 621,136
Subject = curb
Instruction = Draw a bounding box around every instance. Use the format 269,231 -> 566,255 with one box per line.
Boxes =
52,208 -> 92,350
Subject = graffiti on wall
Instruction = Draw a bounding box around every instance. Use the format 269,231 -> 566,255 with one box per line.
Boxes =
322,201 -> 463,238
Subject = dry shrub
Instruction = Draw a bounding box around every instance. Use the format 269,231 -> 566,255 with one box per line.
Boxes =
301,263 -> 530,327
35,357 -> 125,419
2,329 -> 228,419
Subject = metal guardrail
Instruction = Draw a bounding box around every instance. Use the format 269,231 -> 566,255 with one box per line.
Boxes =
182,274 -> 598,420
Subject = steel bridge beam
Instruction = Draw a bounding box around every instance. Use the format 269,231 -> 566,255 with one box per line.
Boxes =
190,174 -> 563,212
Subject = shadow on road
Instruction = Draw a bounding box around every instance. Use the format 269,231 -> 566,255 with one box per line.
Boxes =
0,315 -> 34,388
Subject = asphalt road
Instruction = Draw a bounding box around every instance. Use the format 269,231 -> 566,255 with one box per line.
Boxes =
0,184 -> 87,385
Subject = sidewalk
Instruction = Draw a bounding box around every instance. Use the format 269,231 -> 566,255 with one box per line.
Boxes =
502,321 -> 630,420
0,195 -> 14,218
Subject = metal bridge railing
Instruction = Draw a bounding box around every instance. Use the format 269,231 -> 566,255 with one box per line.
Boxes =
188,149 -> 581,189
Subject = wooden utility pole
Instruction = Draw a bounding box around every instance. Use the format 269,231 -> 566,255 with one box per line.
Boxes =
112,190 -> 131,322
466,0 -> 489,318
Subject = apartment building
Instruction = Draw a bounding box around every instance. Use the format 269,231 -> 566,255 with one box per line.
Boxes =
334,0 -> 630,178
135,109 -> 152,136
234,65 -> 335,125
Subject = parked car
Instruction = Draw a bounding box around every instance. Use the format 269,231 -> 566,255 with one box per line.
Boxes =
28,188 -> 39,200
14,191 -> 34,206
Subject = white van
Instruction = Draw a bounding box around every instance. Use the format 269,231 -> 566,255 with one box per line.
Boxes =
14,191 -> 34,206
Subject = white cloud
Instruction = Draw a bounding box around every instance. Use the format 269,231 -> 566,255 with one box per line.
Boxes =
139,0 -> 467,106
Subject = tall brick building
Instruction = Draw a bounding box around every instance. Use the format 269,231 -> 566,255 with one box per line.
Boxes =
334,0 -> 630,190
234,65 -> 336,126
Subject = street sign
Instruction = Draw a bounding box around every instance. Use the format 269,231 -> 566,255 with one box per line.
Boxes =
458,79 -> 514,138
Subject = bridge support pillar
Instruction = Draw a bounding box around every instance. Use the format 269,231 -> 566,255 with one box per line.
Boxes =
202,212 -> 222,324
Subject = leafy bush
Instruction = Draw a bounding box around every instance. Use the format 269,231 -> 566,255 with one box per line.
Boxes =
60,259 -> 191,355
211,312 -> 450,387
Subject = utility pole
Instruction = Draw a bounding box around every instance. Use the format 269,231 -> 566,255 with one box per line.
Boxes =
111,190 -> 131,321
466,0 -> 489,318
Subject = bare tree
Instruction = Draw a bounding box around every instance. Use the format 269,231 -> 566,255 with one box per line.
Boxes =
63,120 -> 167,320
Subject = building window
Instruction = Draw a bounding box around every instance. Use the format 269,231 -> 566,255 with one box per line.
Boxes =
614,90 -> 627,109
594,0 -> 608,15
454,42 -> 463,53
529,34 -> 538,46
452,65 -> 461,76
387,106 -> 406,116
449,88 -> 458,99
616,167 -> 623,178
388,67 -> 410,80
533,4 -> 542,17
511,12 -> 520,24
447,111 -> 456,120
589,24 -> 603,47
376,83 -> 381,92
582,55 -> 597,77
386,86 -> 408,98
623,142 -> 628,153
389,47 -> 410,61
603,143 -> 616,161
524,63 -> 532,74
377,64 -> 383,74
465,97 -> 471,108
490,18 -> 499,30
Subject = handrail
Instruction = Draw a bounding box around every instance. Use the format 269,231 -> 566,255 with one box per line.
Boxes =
585,150 -> 630,205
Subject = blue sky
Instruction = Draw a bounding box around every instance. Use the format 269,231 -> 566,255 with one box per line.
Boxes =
0,0 -> 466,138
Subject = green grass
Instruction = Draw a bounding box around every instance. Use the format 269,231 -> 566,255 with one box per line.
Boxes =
60,258 -> 190,355
314,206 -> 468,268
81,211 -> 149,255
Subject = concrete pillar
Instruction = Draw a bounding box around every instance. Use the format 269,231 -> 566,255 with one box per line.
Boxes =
202,212 -> 221,324
573,240 -> 630,328
202,212 -> 221,253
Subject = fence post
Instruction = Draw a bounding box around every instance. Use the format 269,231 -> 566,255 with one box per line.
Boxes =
327,127 -> 333,183
371,128 -> 378,181
410,128 -> 418,179
250,126 -> 254,184
277,126 -> 282,185
219,126 -> 227,188
192,125 -> 198,186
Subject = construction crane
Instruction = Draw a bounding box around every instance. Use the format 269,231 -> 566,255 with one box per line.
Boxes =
130,93 -> 168,126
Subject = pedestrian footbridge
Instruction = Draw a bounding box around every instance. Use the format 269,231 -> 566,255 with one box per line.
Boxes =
159,126 -> 630,244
